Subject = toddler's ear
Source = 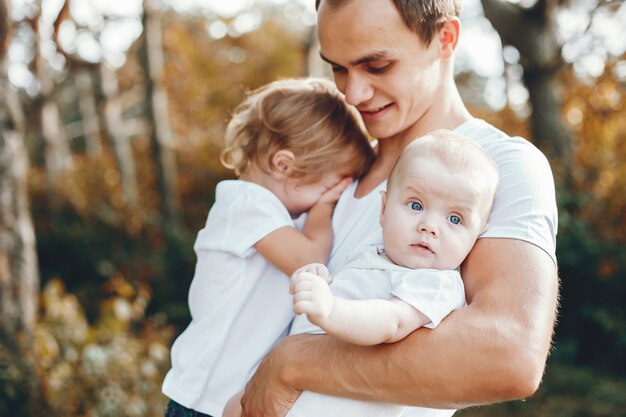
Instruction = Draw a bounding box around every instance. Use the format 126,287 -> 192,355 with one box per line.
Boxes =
271,150 -> 296,177
379,191 -> 387,227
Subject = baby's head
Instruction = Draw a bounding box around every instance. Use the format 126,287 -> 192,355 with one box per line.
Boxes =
221,78 -> 375,216
380,130 -> 499,270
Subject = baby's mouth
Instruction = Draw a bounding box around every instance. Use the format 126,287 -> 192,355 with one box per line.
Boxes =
411,242 -> 434,254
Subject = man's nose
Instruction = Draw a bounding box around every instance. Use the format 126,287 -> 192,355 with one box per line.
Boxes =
343,73 -> 374,106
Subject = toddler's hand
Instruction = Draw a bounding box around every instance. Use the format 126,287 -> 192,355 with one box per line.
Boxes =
317,177 -> 352,206
291,263 -> 332,284
291,271 -> 334,327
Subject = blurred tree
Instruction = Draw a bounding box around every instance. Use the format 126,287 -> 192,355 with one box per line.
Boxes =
481,0 -> 573,164
0,0 -> 48,414
140,0 -> 181,235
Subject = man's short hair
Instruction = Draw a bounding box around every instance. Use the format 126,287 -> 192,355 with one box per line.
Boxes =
315,0 -> 462,45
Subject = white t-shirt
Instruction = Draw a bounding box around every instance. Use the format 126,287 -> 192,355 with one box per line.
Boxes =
328,118 -> 557,275
289,118 -> 558,417
162,180 -> 296,416
291,246 -> 465,336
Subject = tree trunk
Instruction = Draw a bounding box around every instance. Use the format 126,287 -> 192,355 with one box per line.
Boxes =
0,1 -> 48,412
141,0 -> 181,233
75,68 -> 103,156
481,0 -> 572,165
100,62 -> 139,206
35,47 -> 72,190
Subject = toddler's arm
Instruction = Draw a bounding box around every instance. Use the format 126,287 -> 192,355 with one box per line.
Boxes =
291,268 -> 430,345
254,178 -> 351,276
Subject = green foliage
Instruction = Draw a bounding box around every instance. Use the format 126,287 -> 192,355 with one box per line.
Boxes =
553,186 -> 626,373
552,59 -> 626,374
457,363 -> 626,417
0,346 -> 47,417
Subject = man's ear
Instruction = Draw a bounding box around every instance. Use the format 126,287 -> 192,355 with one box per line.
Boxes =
379,190 -> 387,227
439,17 -> 460,60
271,150 -> 296,178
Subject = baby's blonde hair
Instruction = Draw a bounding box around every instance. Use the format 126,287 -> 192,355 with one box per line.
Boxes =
220,78 -> 375,180
389,130 -> 499,220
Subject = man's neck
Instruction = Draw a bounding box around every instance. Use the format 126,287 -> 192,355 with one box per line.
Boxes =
356,81 -> 472,198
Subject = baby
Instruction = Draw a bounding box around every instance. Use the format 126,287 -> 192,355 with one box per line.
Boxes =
162,77 -> 375,417
286,130 -> 499,417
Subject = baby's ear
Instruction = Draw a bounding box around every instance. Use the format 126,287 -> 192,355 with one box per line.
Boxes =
379,191 -> 387,227
271,150 -> 296,177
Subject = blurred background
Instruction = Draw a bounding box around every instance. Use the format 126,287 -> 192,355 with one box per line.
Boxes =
0,0 -> 625,416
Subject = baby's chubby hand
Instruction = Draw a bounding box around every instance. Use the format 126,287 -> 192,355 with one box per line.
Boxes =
291,263 -> 332,284
290,265 -> 334,327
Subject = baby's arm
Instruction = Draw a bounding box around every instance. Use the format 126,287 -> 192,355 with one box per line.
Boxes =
254,178 -> 351,276
291,268 -> 430,345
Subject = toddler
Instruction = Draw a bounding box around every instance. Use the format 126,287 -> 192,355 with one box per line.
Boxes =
162,78 -> 375,417
284,130 -> 499,417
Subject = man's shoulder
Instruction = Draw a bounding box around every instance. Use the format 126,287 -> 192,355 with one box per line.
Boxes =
455,118 -> 550,173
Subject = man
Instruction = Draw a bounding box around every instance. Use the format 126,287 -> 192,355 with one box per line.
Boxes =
240,0 -> 559,416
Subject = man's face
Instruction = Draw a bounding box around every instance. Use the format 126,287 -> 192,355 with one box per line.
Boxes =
317,0 -> 445,142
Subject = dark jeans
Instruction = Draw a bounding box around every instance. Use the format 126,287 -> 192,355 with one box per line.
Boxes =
165,399 -> 214,417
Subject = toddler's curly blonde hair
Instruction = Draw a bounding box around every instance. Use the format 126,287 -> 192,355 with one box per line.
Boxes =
220,78 -> 375,180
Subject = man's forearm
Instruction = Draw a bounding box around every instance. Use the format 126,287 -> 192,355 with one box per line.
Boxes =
274,239 -> 559,408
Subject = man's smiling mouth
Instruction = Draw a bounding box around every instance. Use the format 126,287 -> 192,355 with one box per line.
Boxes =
360,103 -> 392,115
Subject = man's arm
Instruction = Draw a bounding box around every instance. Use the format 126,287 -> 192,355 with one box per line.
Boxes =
241,238 -> 559,415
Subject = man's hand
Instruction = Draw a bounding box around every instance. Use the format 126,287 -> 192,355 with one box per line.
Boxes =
240,337 -> 304,417
291,270 -> 335,327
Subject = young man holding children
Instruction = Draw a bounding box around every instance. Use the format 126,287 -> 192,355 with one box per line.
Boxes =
239,0 -> 559,416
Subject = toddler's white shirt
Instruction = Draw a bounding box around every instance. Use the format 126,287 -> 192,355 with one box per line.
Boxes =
162,180 -> 295,416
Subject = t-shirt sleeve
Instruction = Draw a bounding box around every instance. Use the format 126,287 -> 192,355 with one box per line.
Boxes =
390,269 -> 465,329
482,138 -> 558,263
195,184 -> 294,257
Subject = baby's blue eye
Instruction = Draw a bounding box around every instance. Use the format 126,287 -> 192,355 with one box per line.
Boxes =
409,202 -> 423,211
448,215 -> 461,225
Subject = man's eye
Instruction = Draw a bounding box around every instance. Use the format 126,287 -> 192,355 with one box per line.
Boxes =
409,202 -> 423,211
448,215 -> 461,225
367,63 -> 390,74
331,66 -> 346,73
